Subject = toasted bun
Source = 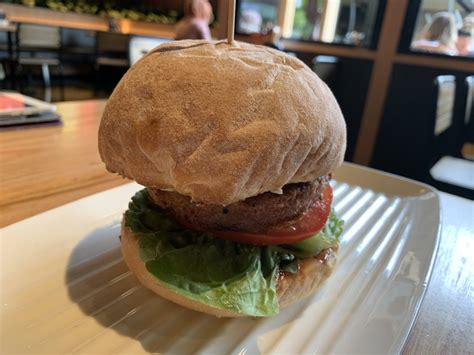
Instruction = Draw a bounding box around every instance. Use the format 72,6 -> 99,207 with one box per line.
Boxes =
121,221 -> 337,318
99,40 -> 346,205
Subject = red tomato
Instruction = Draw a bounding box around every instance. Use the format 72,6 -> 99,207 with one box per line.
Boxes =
210,185 -> 333,245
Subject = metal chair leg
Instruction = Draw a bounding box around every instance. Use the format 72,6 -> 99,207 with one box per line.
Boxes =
0,62 -> 5,82
59,63 -> 65,101
16,63 -> 23,94
41,63 -> 51,102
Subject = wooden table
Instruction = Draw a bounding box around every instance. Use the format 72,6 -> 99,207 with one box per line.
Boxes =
1,100 -> 473,354
0,100 -> 128,227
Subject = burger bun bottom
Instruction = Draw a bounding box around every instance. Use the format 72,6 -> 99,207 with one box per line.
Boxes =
121,221 -> 337,318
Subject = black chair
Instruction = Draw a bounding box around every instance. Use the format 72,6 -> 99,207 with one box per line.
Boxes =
15,24 -> 65,102
373,75 -> 455,179
312,55 -> 339,92
388,75 -> 458,183
94,32 -> 129,95
95,31 -> 129,67
463,76 -> 473,145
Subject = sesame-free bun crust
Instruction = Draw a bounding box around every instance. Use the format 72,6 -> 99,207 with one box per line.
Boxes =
99,40 -> 346,205
121,221 -> 337,318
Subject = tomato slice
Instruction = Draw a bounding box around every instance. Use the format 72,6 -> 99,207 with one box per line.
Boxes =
210,185 -> 333,245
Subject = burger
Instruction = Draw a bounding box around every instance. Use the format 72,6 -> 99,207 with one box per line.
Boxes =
98,40 -> 346,317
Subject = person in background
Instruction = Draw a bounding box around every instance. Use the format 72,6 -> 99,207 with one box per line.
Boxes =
457,28 -> 473,56
239,9 -> 262,34
238,10 -> 283,51
175,0 -> 212,41
412,12 -> 458,56
457,15 -> 473,56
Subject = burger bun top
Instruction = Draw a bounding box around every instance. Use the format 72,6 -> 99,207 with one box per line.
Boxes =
99,40 -> 346,205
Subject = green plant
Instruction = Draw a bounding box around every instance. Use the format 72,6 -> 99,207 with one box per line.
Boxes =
10,0 -> 179,24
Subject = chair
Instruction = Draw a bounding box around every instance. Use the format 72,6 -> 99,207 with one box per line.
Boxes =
429,76 -> 474,199
461,76 -> 474,160
95,31 -> 130,68
15,24 -> 64,102
94,31 -> 129,95
463,76 -> 473,144
312,55 -> 339,91
430,76 -> 456,162
0,20 -> 17,90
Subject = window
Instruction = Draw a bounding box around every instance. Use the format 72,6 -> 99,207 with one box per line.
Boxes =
410,0 -> 473,57
290,0 -> 325,41
236,0 -> 382,48
286,0 -> 381,47
236,0 -> 279,34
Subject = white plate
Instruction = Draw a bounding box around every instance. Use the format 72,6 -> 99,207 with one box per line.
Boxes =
0,163 -> 440,354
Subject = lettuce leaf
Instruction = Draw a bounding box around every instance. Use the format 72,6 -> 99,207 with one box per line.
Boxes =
284,213 -> 344,258
124,189 -> 342,317
146,244 -> 279,315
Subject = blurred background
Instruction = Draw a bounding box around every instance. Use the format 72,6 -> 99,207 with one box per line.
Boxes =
0,0 -> 472,199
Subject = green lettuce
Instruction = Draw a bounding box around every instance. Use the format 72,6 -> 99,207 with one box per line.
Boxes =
284,213 -> 344,258
124,189 -> 343,317
146,245 -> 279,316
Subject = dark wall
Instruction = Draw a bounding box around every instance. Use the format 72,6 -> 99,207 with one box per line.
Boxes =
333,58 -> 372,161
296,52 -> 373,162
372,64 -> 472,182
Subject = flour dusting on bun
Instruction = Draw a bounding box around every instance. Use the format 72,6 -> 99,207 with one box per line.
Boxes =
99,40 -> 346,317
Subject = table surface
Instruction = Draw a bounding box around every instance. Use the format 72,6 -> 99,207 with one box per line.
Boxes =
1,100 -> 473,354
0,100 -> 127,228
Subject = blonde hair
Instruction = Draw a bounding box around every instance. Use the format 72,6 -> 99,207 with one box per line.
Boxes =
423,12 -> 458,48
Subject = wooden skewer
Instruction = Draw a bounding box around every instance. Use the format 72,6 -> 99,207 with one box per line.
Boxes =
227,0 -> 236,44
